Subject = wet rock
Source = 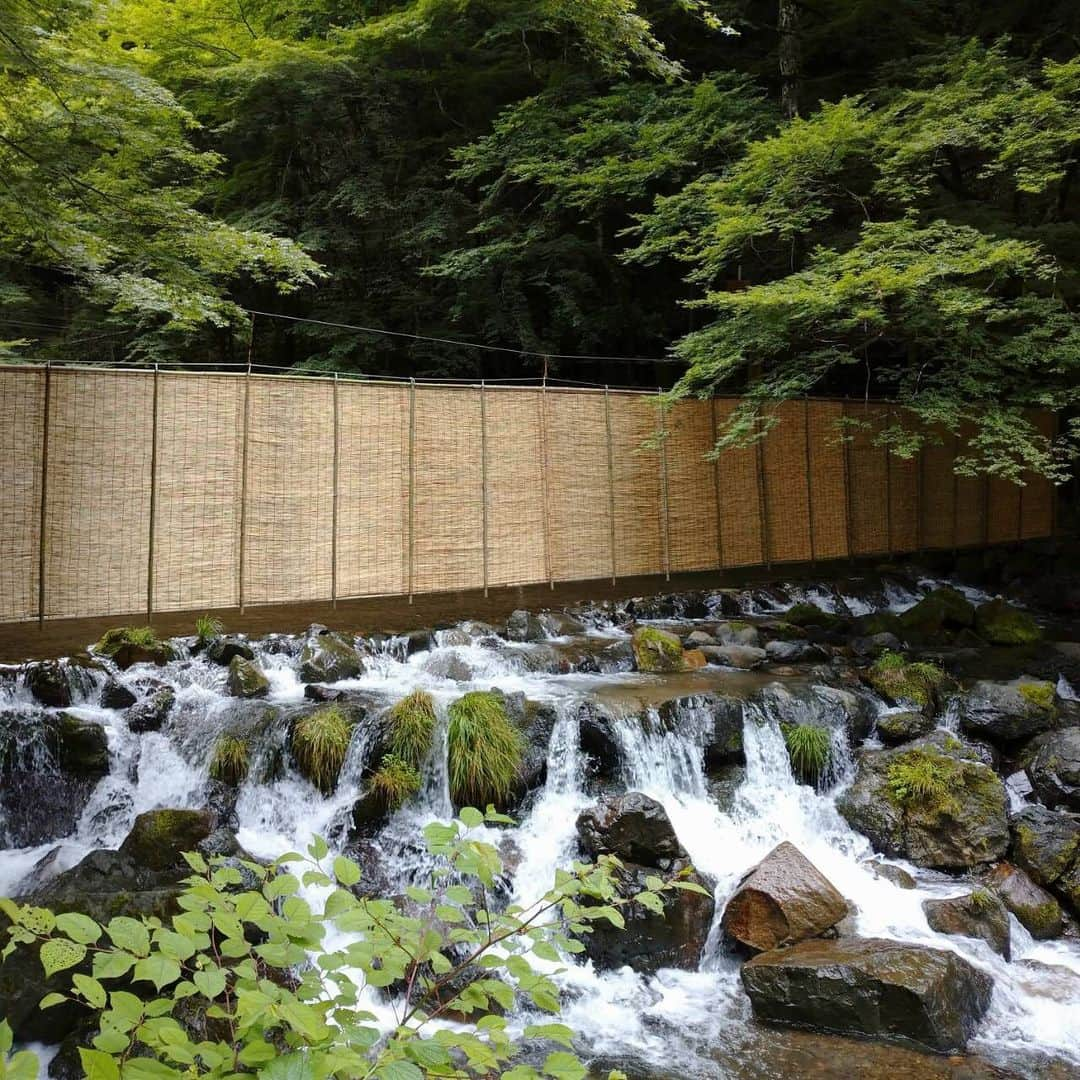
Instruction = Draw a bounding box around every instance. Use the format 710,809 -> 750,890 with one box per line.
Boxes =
757,619 -> 808,642
24,661 -> 74,707
974,599 -> 1042,645
923,890 -> 1011,958
707,764 -> 746,812
765,639 -> 826,663
631,625 -> 688,673
579,857 -> 714,975
986,862 -> 1063,939
1010,804 -> 1080,912
118,808 -> 215,872
226,655 -> 269,698
659,692 -> 744,768
298,629 -> 363,683
899,587 -> 975,640
400,629 -> 434,655
126,686 -> 176,733
595,639 -> 634,673
684,629 -> 716,648
53,712 -> 110,774
701,644 -> 767,669
506,609 -> 545,642
538,611 -> 586,637
205,637 -> 255,666
740,937 -> 993,1053
577,792 -> 686,866
682,648 -> 707,670
92,627 -> 175,669
852,610 -> 906,639
876,710 -> 935,745
960,679 -> 1059,744
100,678 -> 136,709
784,603 -> 849,634
1026,726 -> 1080,811
837,741 -> 1008,870
577,702 -> 622,782
422,651 -> 474,681
850,632 -> 904,659
304,684 -> 347,703
721,841 -> 849,953
628,592 -> 709,620
714,621 -> 761,647
865,860 -> 916,889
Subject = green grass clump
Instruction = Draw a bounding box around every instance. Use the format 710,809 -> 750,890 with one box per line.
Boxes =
386,690 -> 436,769
968,887 -> 997,914
886,749 -> 960,813
209,734 -> 249,786
868,650 -> 947,707
781,723 -> 832,787
292,705 -> 354,794
1018,681 -> 1056,712
446,691 -> 524,808
95,626 -> 161,652
369,754 -> 422,811
195,614 -> 224,644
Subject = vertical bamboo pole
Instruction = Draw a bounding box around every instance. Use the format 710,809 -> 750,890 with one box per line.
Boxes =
407,378 -> 416,604
756,413 -> 771,569
538,382 -> 554,590
951,432 -> 960,555
331,373 -> 340,610
982,474 -> 991,548
238,369 -> 252,615
711,398 -> 724,570
842,402 -> 855,561
657,389 -> 672,582
604,386 -> 617,586
884,407 -> 893,558
915,444 -> 924,553
479,380 -> 489,597
803,398 -> 816,565
37,361 -> 52,629
146,364 -> 160,621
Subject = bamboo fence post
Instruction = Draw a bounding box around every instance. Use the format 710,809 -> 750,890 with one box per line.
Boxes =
982,474 -> 991,548
331,372 -> 340,610
480,379 -> 489,597
711,398 -> 724,569
538,378 -> 554,590
146,364 -> 160,621
657,388 -> 671,582
756,414 -> 771,569
883,407 -> 893,557
238,370 -> 252,615
803,398 -> 816,565
408,377 -> 416,604
604,385 -> 617,586
951,432 -> 960,555
842,402 -> 855,561
37,361 -> 52,629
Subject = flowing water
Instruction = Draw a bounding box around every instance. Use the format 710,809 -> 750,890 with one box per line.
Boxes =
1,578 -> 1078,1077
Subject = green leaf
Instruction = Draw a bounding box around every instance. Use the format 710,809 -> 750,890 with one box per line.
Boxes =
531,941 -> 561,963
93,951 -> 136,980
120,1060 -> 182,1079
458,806 -> 484,828
376,1061 -> 424,1080
6,1050 -> 39,1080
92,1028 -> 130,1055
525,1023 -> 575,1049
40,938 -> 86,977
634,891 -> 665,914
266,873 -> 300,899
543,1051 -> 587,1080
181,851 -> 207,874
333,855 -> 362,886
73,974 -> 108,1008
107,918 -> 150,957
669,879 -> 711,895
55,912 -> 102,945
192,968 -> 226,999
78,1049 -> 120,1080
405,1040 -> 451,1068
132,955 -> 182,991
261,1051 -> 317,1080
39,990 -> 68,1009
308,836 -> 329,860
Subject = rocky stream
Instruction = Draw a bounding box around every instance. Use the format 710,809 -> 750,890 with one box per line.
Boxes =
3,548 -> 1080,1078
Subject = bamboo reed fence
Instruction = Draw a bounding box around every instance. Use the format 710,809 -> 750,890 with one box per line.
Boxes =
0,365 -> 1057,624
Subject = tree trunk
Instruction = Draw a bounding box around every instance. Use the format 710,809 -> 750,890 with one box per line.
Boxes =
778,0 -> 801,120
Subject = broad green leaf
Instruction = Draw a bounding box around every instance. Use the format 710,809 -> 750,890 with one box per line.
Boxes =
377,1061 -> 424,1080
332,855 -> 361,886
6,1050 -> 39,1080
40,938 -> 86,977
55,912 -> 102,945
635,891 -> 665,914
93,951 -> 135,980
261,1051 -> 317,1080
543,1051 -> 587,1080
78,1049 -> 120,1080
308,836 -> 329,860
193,968 -> 226,999
107,918 -> 150,957
524,1023 -> 575,1049
132,955 -> 182,991
120,1060 -> 182,1079
38,992 -> 67,1009
73,974 -> 108,1008
458,806 -> 484,828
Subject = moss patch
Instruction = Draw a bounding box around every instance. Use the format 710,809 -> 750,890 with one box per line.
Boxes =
93,626 -> 175,668
446,691 -> 524,809
974,598 -> 1042,645
1018,680 -> 1056,712
867,651 -> 949,708
784,603 -> 847,631
209,734 -> 250,786
631,626 -> 685,673
291,705 -> 355,794
386,690 -> 436,769
886,749 -> 962,814
369,753 -> 422,811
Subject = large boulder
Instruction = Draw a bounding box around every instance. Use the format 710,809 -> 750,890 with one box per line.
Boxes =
1026,726 -> 1080,811
576,702 -> 623,782
1010,803 -> 1080,914
92,627 -> 175,669
538,611 -> 586,637
100,678 -> 136,710
922,890 -> 1010,958
899,587 -> 975,640
118,808 -> 215,872
700,644 -> 766,669
740,938 -> 993,1053
204,637 -> 255,666
876,710 -> 934,745
713,621 -> 761,647
298,629 -> 363,683
656,693 -> 744,768
506,609 -> 545,642
973,598 -> 1042,645
960,679 -> 1059,744
226,655 -> 270,699
23,661 -> 73,707
986,862 -> 1063,940
837,740 -> 1008,870
721,841 -> 848,953
577,792 -> 686,866
125,687 -> 175,733
631,626 -> 689,673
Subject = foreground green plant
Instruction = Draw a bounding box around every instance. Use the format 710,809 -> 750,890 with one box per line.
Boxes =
386,690 -> 437,769
0,811 -> 696,1079
369,754 -> 422,811
780,723 -> 832,787
194,615 -> 224,646
886,749 -> 960,813
867,651 -> 948,708
208,734 -> 249,787
291,705 -> 354,794
447,691 -> 525,808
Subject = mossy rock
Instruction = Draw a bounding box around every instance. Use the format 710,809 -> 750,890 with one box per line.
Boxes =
987,862 -> 1063,939
291,704 -> 356,794
209,734 -> 250,786
117,808 -> 215,871
899,588 -> 974,640
53,712 -> 110,774
876,710 -> 934,746
783,603 -> 848,632
226,655 -> 270,699
298,630 -> 364,683
93,626 -> 175,669
974,598 -> 1042,645
631,626 -> 685,673
23,660 -> 72,707
865,651 -> 949,711
853,611 -> 905,639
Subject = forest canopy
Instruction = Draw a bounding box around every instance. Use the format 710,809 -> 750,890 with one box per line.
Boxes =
1,1 -> 1079,479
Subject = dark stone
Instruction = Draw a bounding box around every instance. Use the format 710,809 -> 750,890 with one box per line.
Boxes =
851,631 -> 904,659
23,661 -> 72,707
1010,804 -> 1080,913
100,678 -> 136,709
298,629 -> 363,683
741,937 -> 993,1053
204,637 -> 255,666
576,702 -> 623,781
973,599 -> 1042,645
506,609 -> 545,642
538,611 -> 586,637
657,693 -> 744,769
126,687 -> 176,733
960,680 -> 1059,744
721,841 -> 849,953
900,588 -> 975,640
1026,726 -> 1080,811
53,712 -> 109,774
93,630 -> 175,669
876,710 -> 935,745
865,860 -> 916,889
986,862 -> 1063,940
576,792 -> 686,867
304,684 -> 347,703
579,858 -> 713,975
765,639 -> 827,663
700,644 -> 766,669
226,656 -> 270,699
118,808 -> 215,872
923,891 -> 1011,958
595,639 -> 634,673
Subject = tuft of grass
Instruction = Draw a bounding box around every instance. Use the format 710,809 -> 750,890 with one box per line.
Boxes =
868,650 -> 947,707
369,754 -> 422,811
968,887 -> 997,914
386,690 -> 436,769
195,614 -> 224,644
1018,681 -> 1055,712
292,705 -> 354,795
781,723 -> 832,787
96,626 -> 161,652
446,691 -> 524,809
886,749 -> 960,813
209,734 -> 249,786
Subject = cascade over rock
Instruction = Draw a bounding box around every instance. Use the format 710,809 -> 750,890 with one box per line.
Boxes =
741,937 -> 994,1053
577,792 -> 686,866
298,628 -> 364,683
986,862 -> 1063,940
721,841 -> 849,953
922,891 -> 1011,958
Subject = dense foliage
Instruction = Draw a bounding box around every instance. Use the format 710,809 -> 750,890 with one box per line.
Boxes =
2,1 -> 1079,476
